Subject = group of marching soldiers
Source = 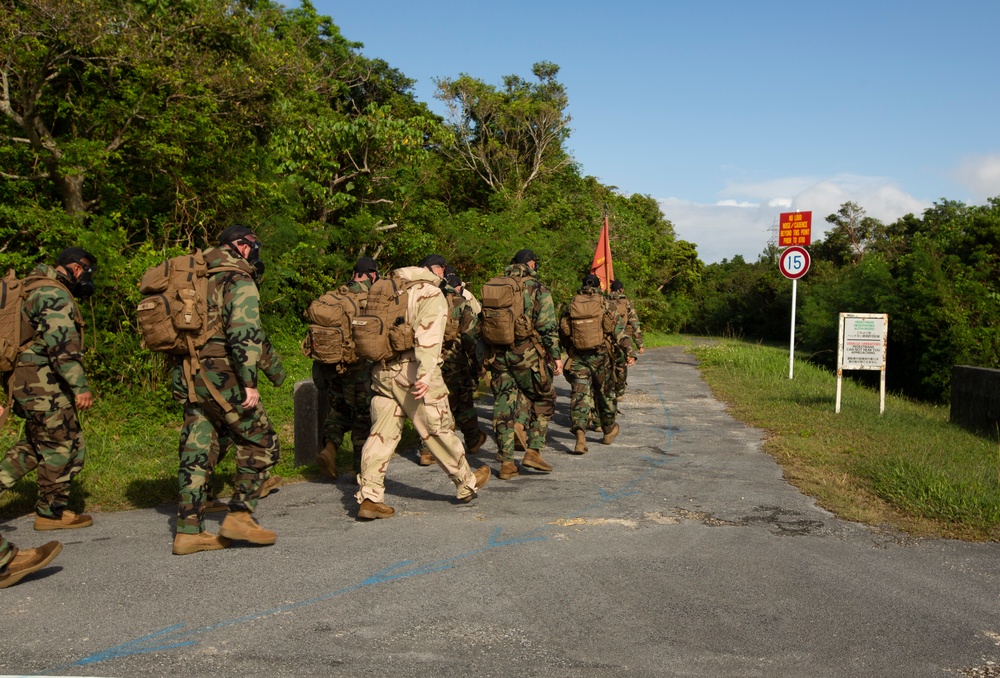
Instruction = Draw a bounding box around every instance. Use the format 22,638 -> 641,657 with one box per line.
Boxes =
0,229 -> 642,589
311,247 -> 644,515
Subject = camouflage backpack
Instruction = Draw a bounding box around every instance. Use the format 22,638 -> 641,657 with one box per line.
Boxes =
565,292 -> 608,351
480,275 -> 533,346
351,275 -> 418,362
301,285 -> 367,365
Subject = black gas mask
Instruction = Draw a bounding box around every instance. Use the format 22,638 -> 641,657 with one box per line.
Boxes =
237,238 -> 265,279
69,262 -> 96,299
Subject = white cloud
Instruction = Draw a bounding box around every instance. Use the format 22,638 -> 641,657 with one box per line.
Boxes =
955,154 -> 1000,200
660,176 -> 931,264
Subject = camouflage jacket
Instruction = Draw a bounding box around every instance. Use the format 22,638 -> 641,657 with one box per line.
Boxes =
441,284 -> 479,369
203,246 -> 274,389
608,291 -> 643,349
20,264 -> 89,396
561,287 -> 634,358
394,266 -> 449,386
501,262 -> 561,360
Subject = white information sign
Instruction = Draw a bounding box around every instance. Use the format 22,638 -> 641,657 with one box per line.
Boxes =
836,313 -> 888,414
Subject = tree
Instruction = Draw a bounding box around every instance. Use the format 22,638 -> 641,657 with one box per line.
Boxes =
434,61 -> 571,202
812,201 -> 884,266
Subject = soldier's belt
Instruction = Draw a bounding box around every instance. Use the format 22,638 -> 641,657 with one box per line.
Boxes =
16,352 -> 49,365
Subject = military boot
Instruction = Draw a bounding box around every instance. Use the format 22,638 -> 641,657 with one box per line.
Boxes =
418,448 -> 436,466
465,429 -> 488,454
258,474 -> 283,498
522,449 -> 553,473
34,510 -> 93,531
499,461 -> 519,480
316,440 -> 338,479
172,531 -> 231,556
0,542 -> 62,589
513,422 -> 527,451
460,465 -> 492,502
219,511 -> 276,545
602,423 -> 620,445
357,499 -> 395,520
573,429 -> 589,454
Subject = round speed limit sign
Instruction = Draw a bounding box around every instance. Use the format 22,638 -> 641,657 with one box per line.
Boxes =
778,246 -> 811,279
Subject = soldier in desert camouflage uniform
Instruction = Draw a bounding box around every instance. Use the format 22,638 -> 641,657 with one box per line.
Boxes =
171,225 -> 283,555
486,249 -> 563,480
0,247 -> 97,532
561,274 -> 636,454
608,280 -> 644,399
417,259 -> 486,466
313,256 -> 378,481
355,264 -> 490,519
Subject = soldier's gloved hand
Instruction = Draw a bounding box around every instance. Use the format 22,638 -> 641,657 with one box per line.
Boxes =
76,392 -> 93,410
242,387 -> 261,409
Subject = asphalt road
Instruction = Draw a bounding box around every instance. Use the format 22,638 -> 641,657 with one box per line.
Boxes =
2,346 -> 999,677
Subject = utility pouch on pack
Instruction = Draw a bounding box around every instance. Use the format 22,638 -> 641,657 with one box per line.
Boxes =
136,251 -> 243,423
352,276 -> 414,361
480,276 -> 532,346
0,270 -> 28,373
568,293 -> 606,351
301,285 -> 366,365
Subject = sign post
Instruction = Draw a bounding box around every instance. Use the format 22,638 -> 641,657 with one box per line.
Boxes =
836,313 -> 888,414
778,245 -> 811,379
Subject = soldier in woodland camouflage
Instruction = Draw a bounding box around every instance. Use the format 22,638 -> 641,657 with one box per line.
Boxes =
314,256 -> 378,481
0,247 -> 95,585
608,280 -> 644,399
561,274 -> 636,454
0,248 -> 97,533
171,225 -> 285,555
487,249 -> 563,480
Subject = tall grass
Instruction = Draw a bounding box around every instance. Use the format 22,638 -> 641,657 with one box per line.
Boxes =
694,340 -> 1000,540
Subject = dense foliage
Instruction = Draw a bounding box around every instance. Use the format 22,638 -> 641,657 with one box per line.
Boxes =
1,0 -> 696,396
686,200 -> 1000,402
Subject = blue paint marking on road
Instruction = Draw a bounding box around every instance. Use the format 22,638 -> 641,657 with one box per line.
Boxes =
51,355 -> 679,672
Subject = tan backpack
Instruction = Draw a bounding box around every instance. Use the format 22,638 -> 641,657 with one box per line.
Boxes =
566,293 -> 607,351
351,275 -> 417,362
480,275 -> 533,346
301,285 -> 367,364
135,251 -> 244,422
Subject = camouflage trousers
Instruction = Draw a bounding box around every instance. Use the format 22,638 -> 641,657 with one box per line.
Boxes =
356,357 -> 478,504
173,357 -> 279,535
440,357 -> 481,445
488,348 -> 556,462
613,355 -> 628,398
0,535 -> 14,568
0,400 -> 85,519
566,350 -> 617,432
312,361 -> 372,471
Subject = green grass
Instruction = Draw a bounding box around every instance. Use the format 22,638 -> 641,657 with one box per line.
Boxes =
693,339 -> 1000,540
642,331 -> 691,348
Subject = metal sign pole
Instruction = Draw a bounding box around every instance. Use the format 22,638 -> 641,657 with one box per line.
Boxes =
789,278 -> 797,379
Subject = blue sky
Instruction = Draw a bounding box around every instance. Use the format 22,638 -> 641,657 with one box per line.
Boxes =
302,1 -> 1000,263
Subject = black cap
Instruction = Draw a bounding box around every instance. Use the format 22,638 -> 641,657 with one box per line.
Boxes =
511,249 -> 537,265
419,254 -> 448,269
353,256 -> 379,274
582,274 -> 601,288
610,280 -> 624,292
57,247 -> 97,269
218,224 -> 255,245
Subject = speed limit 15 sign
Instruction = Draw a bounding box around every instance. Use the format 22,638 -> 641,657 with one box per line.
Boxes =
779,246 -> 811,280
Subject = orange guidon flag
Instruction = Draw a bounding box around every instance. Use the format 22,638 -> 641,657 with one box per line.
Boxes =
589,216 -> 614,291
